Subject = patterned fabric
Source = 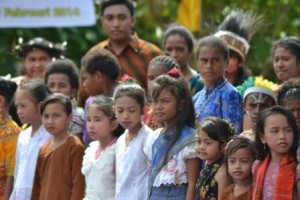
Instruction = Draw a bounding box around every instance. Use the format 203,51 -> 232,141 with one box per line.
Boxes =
91,33 -> 163,90
193,78 -> 243,134
0,119 -> 20,199
195,157 -> 223,200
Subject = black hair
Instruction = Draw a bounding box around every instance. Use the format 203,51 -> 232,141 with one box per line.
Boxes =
88,95 -> 124,138
278,78 -> 300,105
151,75 -> 195,163
18,80 -> 52,103
272,37 -> 300,61
197,116 -> 234,144
44,58 -> 79,90
100,0 -> 134,16
114,83 -> 146,108
0,78 -> 18,106
195,36 -> 229,60
81,48 -> 120,81
40,93 -> 72,116
163,24 -> 195,53
148,55 -> 179,72
255,106 -> 299,160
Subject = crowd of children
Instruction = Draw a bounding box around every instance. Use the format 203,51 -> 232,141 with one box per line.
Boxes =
1,1 -> 300,200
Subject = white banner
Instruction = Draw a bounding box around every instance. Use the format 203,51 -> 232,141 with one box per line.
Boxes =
0,0 -> 96,28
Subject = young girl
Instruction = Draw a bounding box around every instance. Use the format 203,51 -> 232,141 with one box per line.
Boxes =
252,106 -> 300,199
272,37 -> 300,82
10,81 -> 52,200
82,96 -> 123,200
277,77 -> 300,131
0,78 -> 20,200
31,93 -> 85,200
221,137 -> 257,200
113,83 -> 153,200
163,24 -> 204,94
149,75 -> 199,200
195,116 -> 233,200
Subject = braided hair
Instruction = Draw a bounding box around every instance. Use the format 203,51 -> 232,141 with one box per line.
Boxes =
278,78 -> 300,105
272,37 -> 300,60
148,55 -> 179,72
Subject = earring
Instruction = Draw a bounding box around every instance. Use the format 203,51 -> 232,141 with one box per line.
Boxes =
263,143 -> 266,150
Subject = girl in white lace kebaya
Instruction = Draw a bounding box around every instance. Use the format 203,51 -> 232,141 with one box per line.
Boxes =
82,96 -> 123,200
9,81 -> 52,200
113,83 -> 153,200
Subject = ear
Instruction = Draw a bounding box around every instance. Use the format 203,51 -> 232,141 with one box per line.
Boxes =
95,71 -> 103,82
0,95 -> 5,107
260,133 -> 266,144
131,16 -> 136,28
111,119 -> 119,131
71,89 -> 77,98
220,142 -> 227,151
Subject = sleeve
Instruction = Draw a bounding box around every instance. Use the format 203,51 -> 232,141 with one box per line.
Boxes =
30,152 -> 42,200
181,142 -> 198,161
13,133 -> 22,181
4,130 -> 19,176
70,141 -> 85,200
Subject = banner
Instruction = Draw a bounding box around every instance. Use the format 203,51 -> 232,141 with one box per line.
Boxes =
177,0 -> 201,32
0,0 -> 96,28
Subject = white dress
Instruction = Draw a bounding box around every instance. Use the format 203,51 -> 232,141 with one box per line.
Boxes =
9,126 -> 51,200
115,124 -> 153,200
82,140 -> 116,200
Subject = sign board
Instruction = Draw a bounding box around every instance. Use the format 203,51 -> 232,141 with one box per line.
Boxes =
0,0 -> 96,28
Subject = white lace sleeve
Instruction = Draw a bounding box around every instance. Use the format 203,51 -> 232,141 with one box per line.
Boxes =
181,141 -> 197,160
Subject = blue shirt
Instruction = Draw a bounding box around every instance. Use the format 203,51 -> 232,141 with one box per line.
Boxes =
193,78 -> 243,134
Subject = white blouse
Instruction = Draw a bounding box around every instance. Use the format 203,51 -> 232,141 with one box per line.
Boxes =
115,124 -> 153,200
82,141 -> 116,200
10,126 -> 51,200
148,128 -> 197,187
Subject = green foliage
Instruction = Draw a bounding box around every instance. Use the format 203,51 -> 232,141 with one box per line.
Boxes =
0,0 -> 299,83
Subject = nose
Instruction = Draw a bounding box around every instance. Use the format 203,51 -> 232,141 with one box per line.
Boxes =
234,161 -> 241,169
112,18 -> 120,27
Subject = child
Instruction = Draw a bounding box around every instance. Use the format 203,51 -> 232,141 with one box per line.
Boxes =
44,58 -> 85,137
0,78 -> 20,200
220,137 -> 257,200
163,24 -> 204,94
193,36 -> 243,134
113,83 -> 153,200
149,75 -> 199,200
252,106 -> 300,199
10,81 -> 52,200
237,76 -> 277,140
272,37 -> 300,82
195,117 -> 233,200
82,96 -> 123,200
80,48 -> 121,146
31,93 -> 85,200
277,78 -> 300,131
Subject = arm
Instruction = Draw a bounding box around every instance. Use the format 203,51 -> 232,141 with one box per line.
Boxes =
30,154 -> 41,200
297,180 -> 300,200
3,176 -> 13,200
186,158 -> 200,200
215,164 -> 230,200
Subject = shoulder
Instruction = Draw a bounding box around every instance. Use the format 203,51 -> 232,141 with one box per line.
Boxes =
67,136 -> 85,151
89,40 -> 109,52
215,164 -> 228,181
220,184 -> 234,199
133,34 -> 163,55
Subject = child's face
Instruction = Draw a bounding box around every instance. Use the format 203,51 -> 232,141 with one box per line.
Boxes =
42,102 -> 71,136
24,49 -> 51,79
47,73 -> 74,97
152,89 -> 180,128
273,47 -> 300,82
260,114 -> 294,161
196,46 -> 227,87
15,89 -> 40,124
147,65 -> 169,96
244,93 -> 275,127
81,71 -> 103,96
228,148 -> 253,183
164,34 -> 190,68
87,104 -> 115,141
196,130 -> 223,164
283,99 -> 300,130
114,96 -> 142,132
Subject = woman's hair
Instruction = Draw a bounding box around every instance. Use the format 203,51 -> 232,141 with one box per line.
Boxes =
225,136 -> 257,172
88,95 -> 124,138
81,48 -> 120,81
255,106 -> 299,160
278,78 -> 300,105
18,80 -> 52,103
195,36 -> 229,60
148,55 -> 179,72
113,83 -> 146,109
40,93 -> 72,116
198,116 -> 234,144
272,37 -> 300,61
162,24 -> 195,53
44,58 -> 80,90
0,78 -> 18,106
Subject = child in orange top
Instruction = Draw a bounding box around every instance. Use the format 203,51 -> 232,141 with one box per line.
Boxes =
31,93 -> 85,200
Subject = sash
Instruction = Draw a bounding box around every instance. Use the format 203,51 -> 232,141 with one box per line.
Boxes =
148,126 -> 197,194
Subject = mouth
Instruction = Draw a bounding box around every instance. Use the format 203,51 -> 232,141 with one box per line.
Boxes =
121,121 -> 131,127
278,142 -> 288,147
233,171 -> 243,176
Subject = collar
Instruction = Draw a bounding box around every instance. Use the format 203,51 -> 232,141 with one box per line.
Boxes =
205,77 -> 226,94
